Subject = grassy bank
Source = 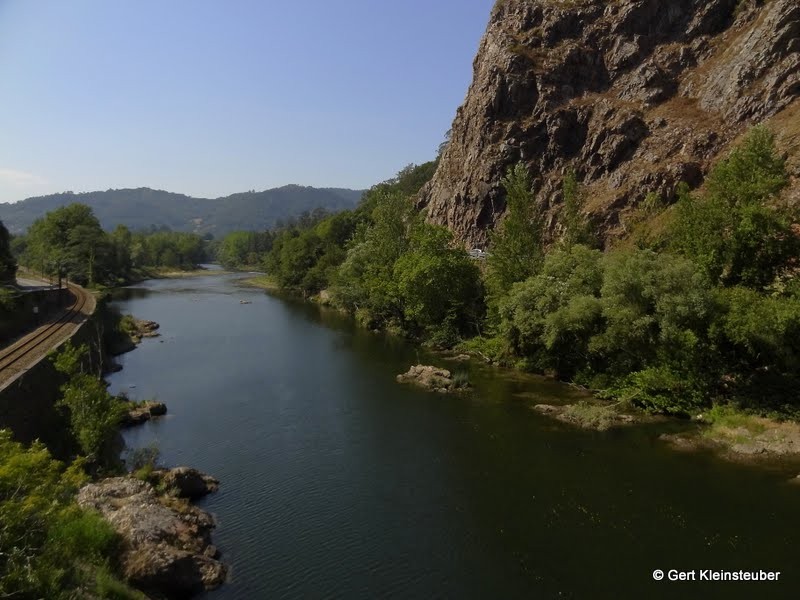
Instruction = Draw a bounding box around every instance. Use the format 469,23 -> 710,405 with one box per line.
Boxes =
239,274 -> 280,290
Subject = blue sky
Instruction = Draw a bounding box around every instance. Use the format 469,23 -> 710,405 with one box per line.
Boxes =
0,0 -> 494,203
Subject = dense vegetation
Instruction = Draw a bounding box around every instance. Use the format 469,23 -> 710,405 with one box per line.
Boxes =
12,204 -> 212,287
0,220 -> 16,285
0,220 -> 21,338
0,341 -> 146,598
0,430 -> 144,599
235,129 -> 798,417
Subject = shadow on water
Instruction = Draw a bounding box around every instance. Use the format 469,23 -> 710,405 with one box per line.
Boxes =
107,274 -> 800,600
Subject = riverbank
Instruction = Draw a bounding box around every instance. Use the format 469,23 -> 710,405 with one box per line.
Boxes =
245,278 -> 800,468
529,396 -> 800,464
239,273 -> 279,290
136,265 -> 232,280
97,299 -> 229,597
78,468 -> 226,598
658,406 -> 800,462
101,270 -> 800,598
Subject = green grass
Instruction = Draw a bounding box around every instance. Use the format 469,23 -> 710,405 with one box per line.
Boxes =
561,401 -> 619,431
240,274 -> 279,290
456,335 -> 509,364
118,314 -> 138,337
95,567 -> 149,600
704,405 -> 767,435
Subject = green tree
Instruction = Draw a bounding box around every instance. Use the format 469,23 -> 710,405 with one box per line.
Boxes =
592,249 -> 713,412
0,220 -> 16,284
560,170 -> 596,248
26,204 -> 105,286
499,244 -> 604,377
593,250 -> 712,373
671,126 -> 794,290
108,224 -> 134,282
394,221 -> 482,341
52,343 -> 126,466
487,163 -> 545,302
332,190 -> 415,325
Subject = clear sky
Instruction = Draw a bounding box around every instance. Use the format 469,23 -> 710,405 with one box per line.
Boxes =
0,0 -> 494,203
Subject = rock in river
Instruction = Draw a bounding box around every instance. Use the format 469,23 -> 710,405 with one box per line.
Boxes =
121,401 -> 168,427
77,476 -> 226,598
155,466 -> 220,500
396,364 -> 465,393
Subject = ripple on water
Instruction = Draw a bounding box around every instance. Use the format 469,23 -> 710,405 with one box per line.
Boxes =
109,274 -> 800,600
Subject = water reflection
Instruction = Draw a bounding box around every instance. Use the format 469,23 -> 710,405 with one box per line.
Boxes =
106,273 -> 800,600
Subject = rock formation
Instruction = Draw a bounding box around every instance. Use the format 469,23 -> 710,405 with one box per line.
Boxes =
121,401 -> 168,427
396,364 -> 468,393
154,466 -> 220,500
418,0 -> 800,247
77,476 -> 226,598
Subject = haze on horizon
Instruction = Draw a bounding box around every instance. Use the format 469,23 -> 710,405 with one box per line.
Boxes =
0,0 -> 494,204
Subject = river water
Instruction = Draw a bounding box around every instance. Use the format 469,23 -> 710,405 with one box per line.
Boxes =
107,272 -> 800,599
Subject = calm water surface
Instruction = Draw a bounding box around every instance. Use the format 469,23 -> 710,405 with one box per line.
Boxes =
107,272 -> 800,599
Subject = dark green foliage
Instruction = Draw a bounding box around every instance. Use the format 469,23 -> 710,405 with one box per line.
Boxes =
672,126 -> 795,290
496,127 -> 799,414
487,163 -> 545,302
261,162 -> 439,307
560,170 -> 596,249
263,209 -> 357,296
357,161 -> 438,216
705,126 -> 787,206
250,128 -> 799,415
499,244 -> 604,378
394,221 -> 482,340
331,190 -> 414,324
52,342 -> 127,467
16,203 -> 212,286
593,250 -> 712,376
0,220 -> 16,284
611,366 -> 707,414
129,230 -> 207,271
709,286 -> 800,411
217,230 -> 275,269
24,203 -> 107,285
499,248 -> 714,413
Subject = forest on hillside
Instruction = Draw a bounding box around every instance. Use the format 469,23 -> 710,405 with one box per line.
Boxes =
218,128 -> 799,418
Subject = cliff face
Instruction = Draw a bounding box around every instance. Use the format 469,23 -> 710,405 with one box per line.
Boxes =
418,0 -> 800,247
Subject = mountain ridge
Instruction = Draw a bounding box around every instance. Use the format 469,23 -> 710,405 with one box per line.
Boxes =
0,185 -> 364,236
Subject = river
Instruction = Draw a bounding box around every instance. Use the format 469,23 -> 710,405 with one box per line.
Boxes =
107,272 -> 800,599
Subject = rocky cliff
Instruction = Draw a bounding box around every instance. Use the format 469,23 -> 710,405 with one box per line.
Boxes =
418,0 -> 800,247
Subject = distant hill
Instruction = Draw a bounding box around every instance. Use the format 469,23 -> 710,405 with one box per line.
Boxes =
0,185 -> 364,236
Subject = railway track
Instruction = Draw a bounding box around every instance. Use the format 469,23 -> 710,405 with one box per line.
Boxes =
0,283 -> 93,382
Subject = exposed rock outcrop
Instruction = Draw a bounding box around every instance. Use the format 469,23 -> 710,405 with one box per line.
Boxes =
533,402 -> 636,430
121,401 -> 168,428
419,0 -> 800,247
110,319 -> 161,356
396,364 -> 468,393
77,476 -> 226,598
154,467 -> 220,500
131,319 -> 160,342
